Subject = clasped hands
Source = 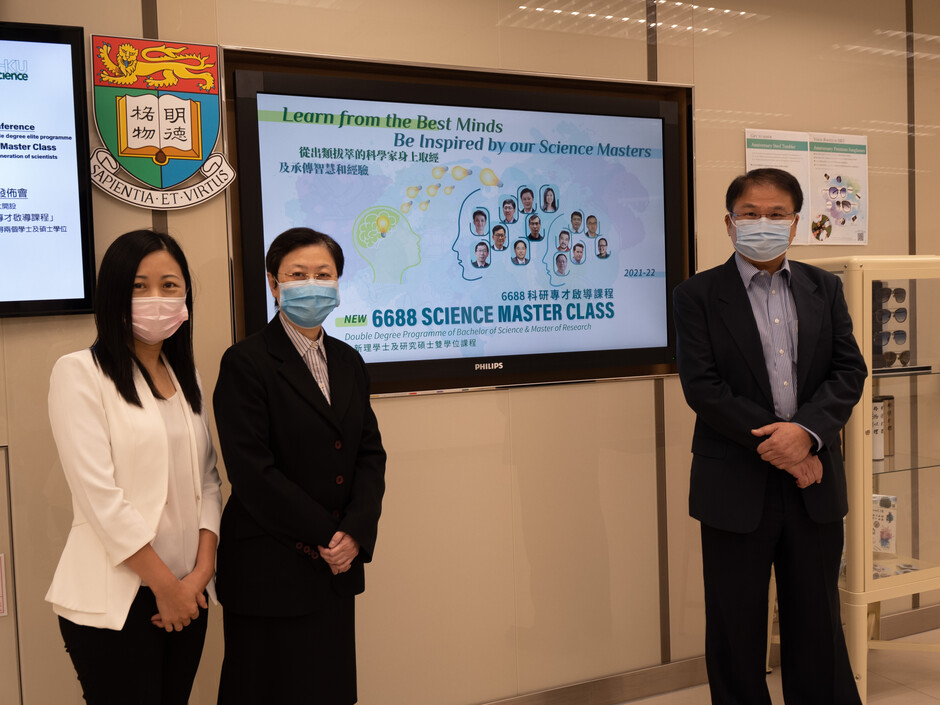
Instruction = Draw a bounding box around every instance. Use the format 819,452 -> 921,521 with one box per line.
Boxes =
150,571 -> 209,632
149,532 -> 361,630
751,422 -> 822,489
319,530 -> 360,576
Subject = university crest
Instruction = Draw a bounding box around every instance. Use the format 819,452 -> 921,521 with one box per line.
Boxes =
90,36 -> 235,209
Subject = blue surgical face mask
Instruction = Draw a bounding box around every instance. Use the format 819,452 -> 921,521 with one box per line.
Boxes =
732,217 -> 793,263
278,279 -> 339,329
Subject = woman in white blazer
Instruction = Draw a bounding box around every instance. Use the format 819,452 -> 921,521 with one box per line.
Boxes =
47,230 -> 222,705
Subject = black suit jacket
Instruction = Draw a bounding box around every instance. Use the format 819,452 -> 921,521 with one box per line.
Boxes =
673,256 -> 866,533
213,318 -> 386,616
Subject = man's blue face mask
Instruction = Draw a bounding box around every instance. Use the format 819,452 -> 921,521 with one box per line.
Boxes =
732,217 -> 793,263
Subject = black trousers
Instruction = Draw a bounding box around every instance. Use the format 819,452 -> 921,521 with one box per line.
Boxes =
701,467 -> 861,705
59,587 -> 208,705
218,595 -> 357,705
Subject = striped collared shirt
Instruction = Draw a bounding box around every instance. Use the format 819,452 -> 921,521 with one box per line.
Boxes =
734,253 -> 798,421
279,313 -> 331,404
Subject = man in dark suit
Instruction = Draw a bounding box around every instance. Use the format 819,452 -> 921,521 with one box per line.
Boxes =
214,227 -> 386,704
472,241 -> 490,268
492,225 -> 508,251
519,187 -> 535,214
527,214 -> 543,241
673,168 -> 866,705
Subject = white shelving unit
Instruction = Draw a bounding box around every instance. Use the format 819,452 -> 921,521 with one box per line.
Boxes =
812,255 -> 940,703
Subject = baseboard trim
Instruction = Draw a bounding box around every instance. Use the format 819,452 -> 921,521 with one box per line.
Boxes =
881,603 -> 940,641
481,657 -> 707,705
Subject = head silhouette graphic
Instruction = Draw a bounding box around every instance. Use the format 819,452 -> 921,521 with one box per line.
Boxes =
352,206 -> 421,284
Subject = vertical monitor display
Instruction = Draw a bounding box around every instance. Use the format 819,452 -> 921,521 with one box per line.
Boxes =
0,23 -> 95,317
233,65 -> 692,393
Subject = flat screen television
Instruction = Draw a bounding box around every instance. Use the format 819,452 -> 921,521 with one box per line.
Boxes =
229,55 -> 693,394
0,22 -> 95,317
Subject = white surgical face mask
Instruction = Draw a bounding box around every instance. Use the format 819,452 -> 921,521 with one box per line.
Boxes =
132,297 -> 189,345
732,218 -> 793,263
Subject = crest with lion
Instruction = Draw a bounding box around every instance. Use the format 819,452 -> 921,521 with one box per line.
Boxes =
97,42 -> 215,92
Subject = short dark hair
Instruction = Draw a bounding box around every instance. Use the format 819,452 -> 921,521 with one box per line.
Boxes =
92,229 -> 201,413
475,242 -> 489,253
514,240 -> 527,251
556,253 -> 567,263
492,225 -> 506,236
266,227 -> 345,279
502,198 -> 516,209
520,187 -> 534,198
572,211 -> 582,218
473,209 -> 486,220
726,168 -> 803,213
529,215 -> 540,224
573,242 -> 584,251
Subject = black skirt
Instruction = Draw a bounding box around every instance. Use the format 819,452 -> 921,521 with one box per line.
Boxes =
218,595 -> 357,705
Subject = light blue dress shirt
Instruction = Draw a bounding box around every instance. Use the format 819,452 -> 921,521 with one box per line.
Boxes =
734,253 -> 821,450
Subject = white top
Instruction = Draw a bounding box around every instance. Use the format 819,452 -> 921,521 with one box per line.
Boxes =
151,393 -> 200,579
46,350 -> 222,629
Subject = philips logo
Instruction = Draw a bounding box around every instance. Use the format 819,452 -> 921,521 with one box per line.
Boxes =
474,362 -> 504,371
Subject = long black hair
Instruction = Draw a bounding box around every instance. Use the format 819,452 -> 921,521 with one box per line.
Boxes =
91,229 -> 202,413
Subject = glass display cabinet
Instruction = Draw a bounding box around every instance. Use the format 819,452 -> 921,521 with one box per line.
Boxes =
812,255 -> 940,703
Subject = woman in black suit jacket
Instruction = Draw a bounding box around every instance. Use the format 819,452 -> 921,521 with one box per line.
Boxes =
214,228 -> 386,704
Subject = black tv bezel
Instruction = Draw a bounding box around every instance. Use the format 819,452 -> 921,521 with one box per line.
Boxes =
0,22 -> 96,318
227,54 -> 694,394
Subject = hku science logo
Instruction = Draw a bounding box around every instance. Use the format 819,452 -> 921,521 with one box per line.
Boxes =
0,57 -> 28,81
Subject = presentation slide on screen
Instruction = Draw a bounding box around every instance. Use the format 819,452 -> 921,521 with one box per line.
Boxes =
0,38 -> 86,302
256,93 -> 668,362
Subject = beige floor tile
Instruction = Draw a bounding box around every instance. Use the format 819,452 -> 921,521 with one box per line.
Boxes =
620,683 -> 709,704
867,631 -> 940,701
867,671 -> 940,704
619,629 -> 940,703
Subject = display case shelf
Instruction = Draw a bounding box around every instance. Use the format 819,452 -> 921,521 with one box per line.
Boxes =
871,453 -> 940,476
873,365 -> 932,378
810,255 -> 940,704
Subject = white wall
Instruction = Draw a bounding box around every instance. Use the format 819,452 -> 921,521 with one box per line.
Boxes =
1,1 -> 938,703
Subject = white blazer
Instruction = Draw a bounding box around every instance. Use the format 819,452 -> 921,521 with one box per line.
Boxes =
46,349 -> 222,630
